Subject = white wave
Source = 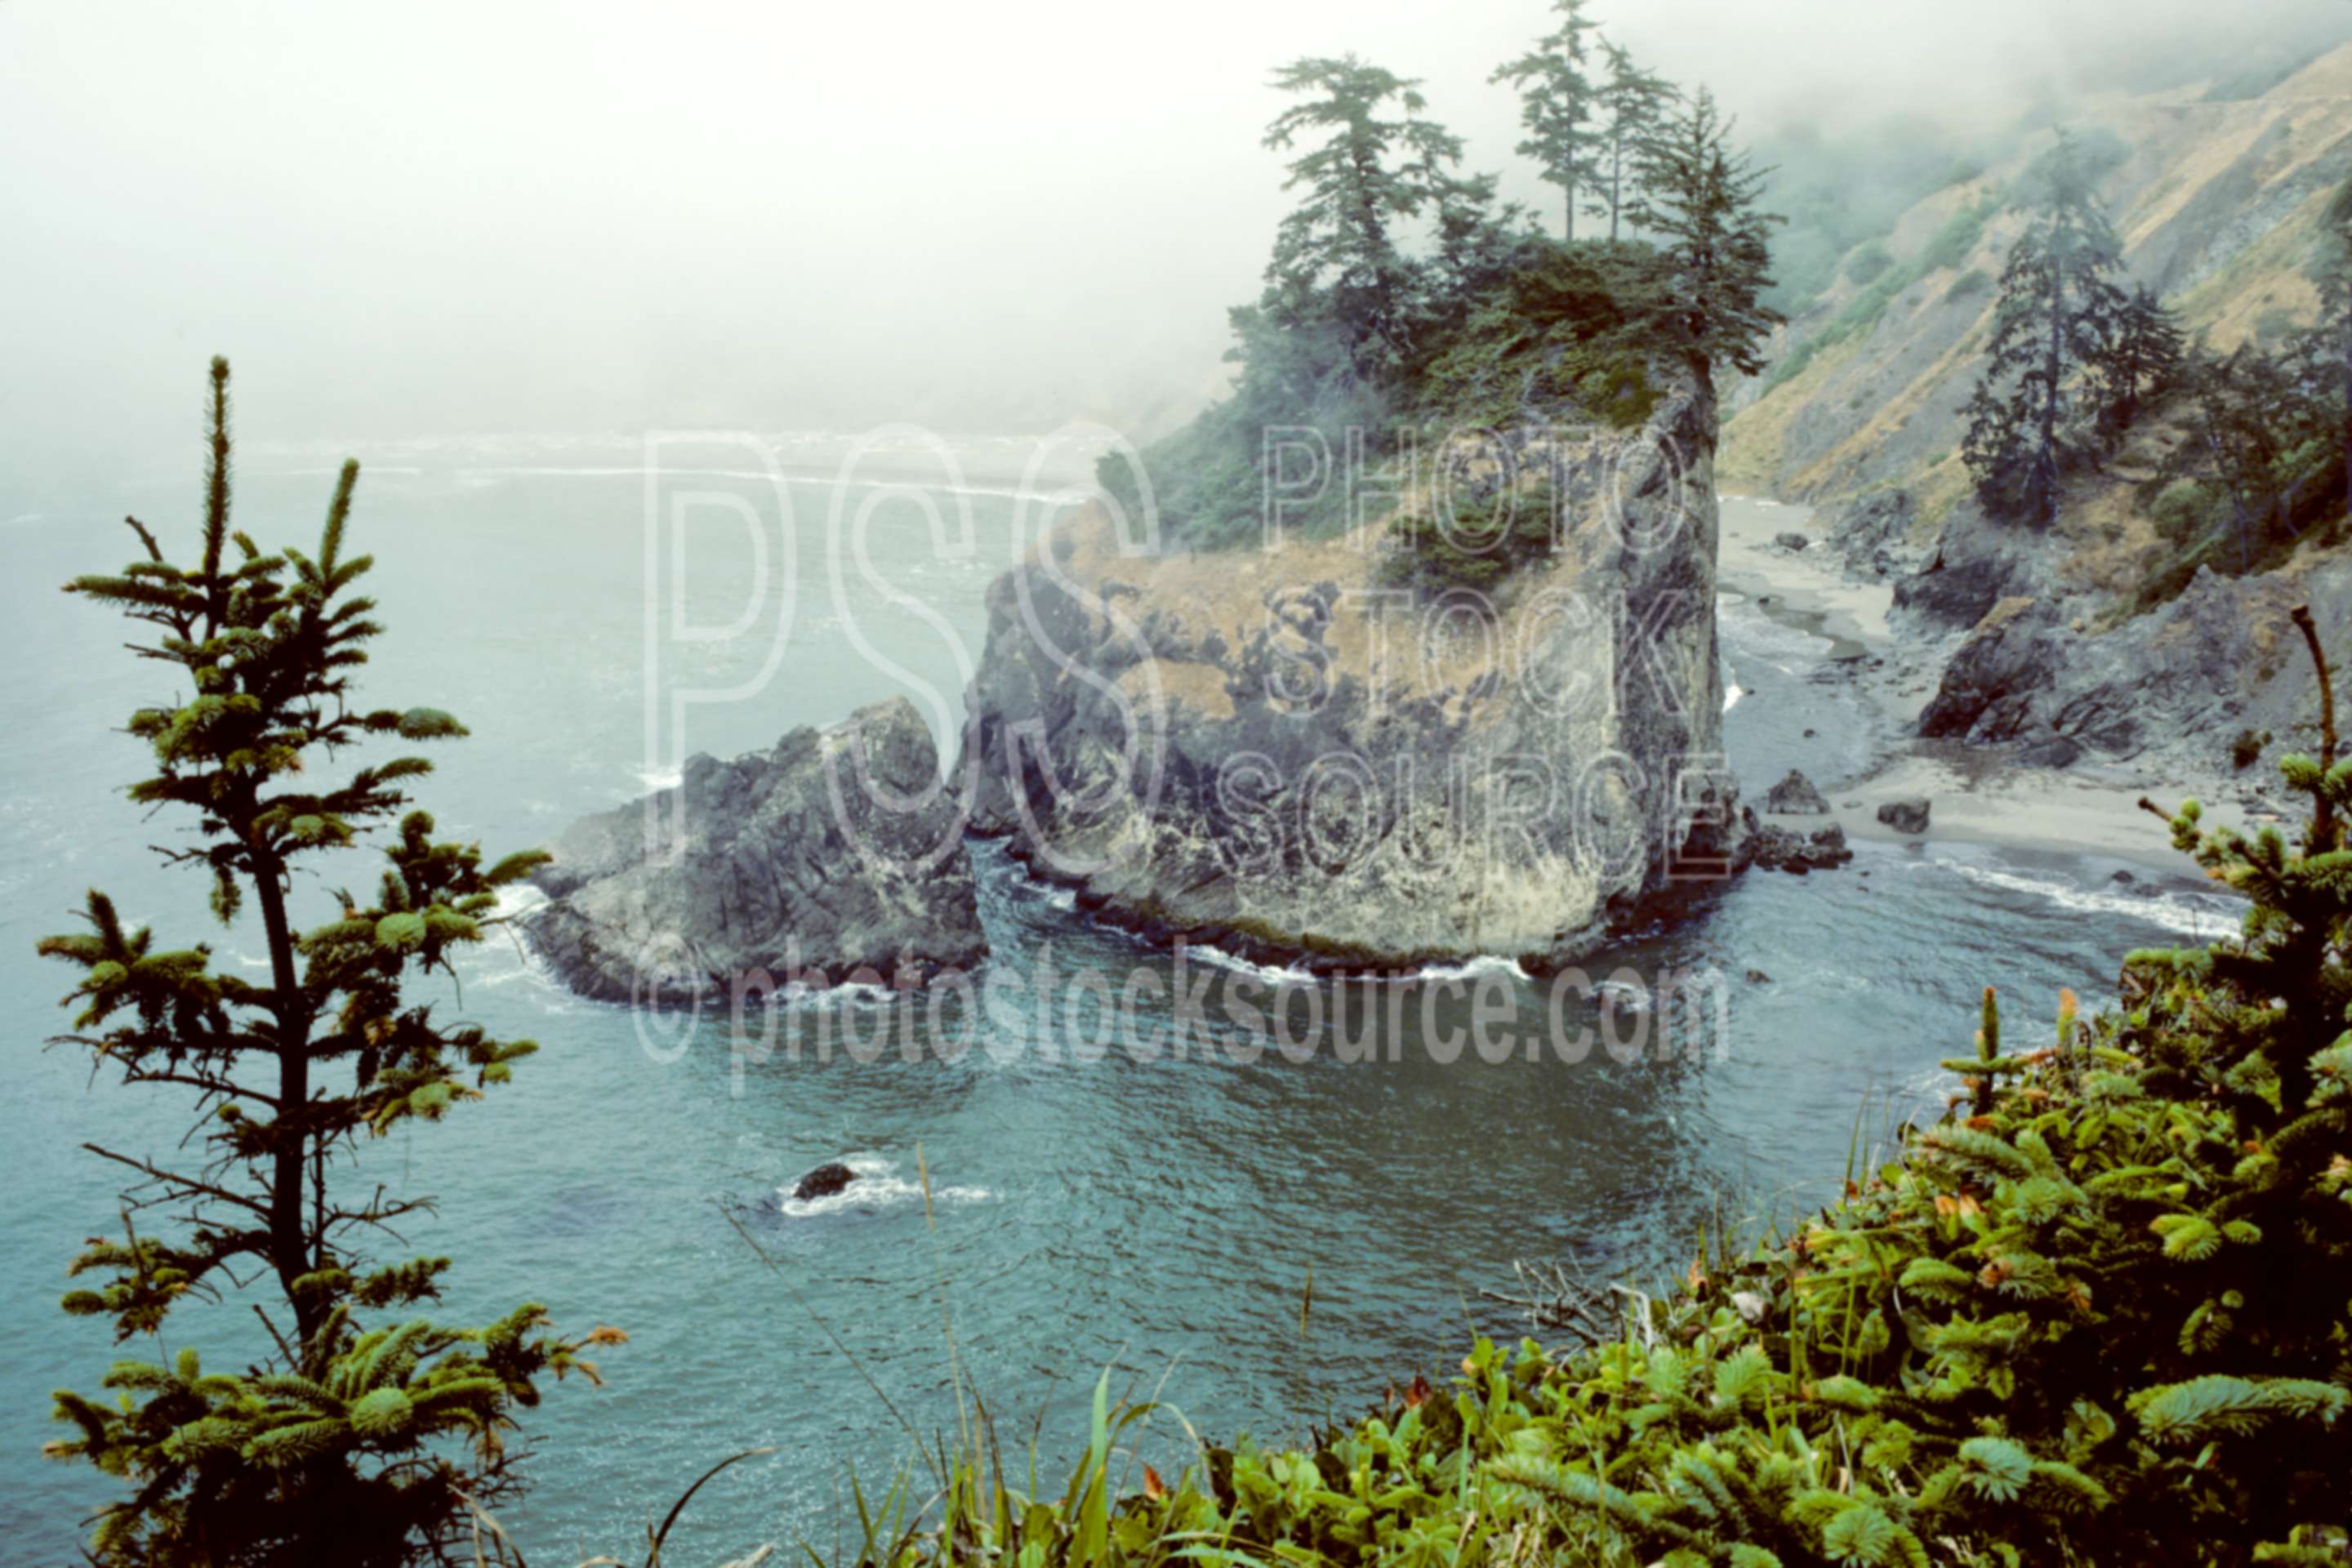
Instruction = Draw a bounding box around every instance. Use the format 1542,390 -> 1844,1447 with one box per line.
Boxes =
1597,978 -> 1653,1013
493,884 -> 550,920
1723,682 -> 1745,713
1931,858 -> 2243,941
1181,941 -> 1316,987
1416,953 -> 1530,983
777,1153 -> 991,1218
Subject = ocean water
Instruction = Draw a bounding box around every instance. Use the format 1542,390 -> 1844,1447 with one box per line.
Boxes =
0,468 -> 2243,1561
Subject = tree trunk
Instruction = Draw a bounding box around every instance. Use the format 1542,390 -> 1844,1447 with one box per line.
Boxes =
1610,140 -> 1622,242
2041,259 -> 2065,529
249,849 -> 318,1348
2339,296 -> 2351,522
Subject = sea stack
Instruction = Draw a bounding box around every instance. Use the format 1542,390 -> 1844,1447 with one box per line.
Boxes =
958,371 -> 1745,973
524,697 -> 987,1001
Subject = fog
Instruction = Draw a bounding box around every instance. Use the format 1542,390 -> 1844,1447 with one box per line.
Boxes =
5,0 -> 2349,487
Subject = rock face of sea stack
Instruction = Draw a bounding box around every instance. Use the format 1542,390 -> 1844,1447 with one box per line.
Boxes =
958,371 -> 1747,973
524,697 -> 987,1002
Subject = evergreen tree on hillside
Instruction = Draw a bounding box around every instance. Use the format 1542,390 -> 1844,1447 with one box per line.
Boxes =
2163,341 -> 2332,569
1961,132 -> 2129,528
2313,174 -> 2352,519
2093,283 -> 2185,448
1626,87 -> 1785,381
1259,55 -> 1465,381
1588,39 -> 1677,243
1491,0 -> 1603,241
38,359 -> 614,1565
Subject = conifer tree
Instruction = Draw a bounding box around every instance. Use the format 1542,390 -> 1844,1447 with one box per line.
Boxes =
1961,132 -> 2129,528
2092,283 -> 2185,448
1587,39 -> 1677,243
2313,174 -> 2352,519
38,359 -> 616,1566
1626,87 -> 1785,381
1491,0 -> 1603,242
1260,55 -> 1465,380
2163,341 -> 2331,568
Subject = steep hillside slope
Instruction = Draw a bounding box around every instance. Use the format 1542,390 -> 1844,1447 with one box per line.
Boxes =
1726,45 -> 2352,517
1719,47 -> 2352,782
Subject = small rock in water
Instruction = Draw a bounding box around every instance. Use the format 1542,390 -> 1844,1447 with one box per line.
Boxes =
1774,531 -> 1811,551
2109,870 -> 2135,885
1876,797 -> 1931,835
1763,768 -> 1830,815
792,1162 -> 858,1202
1802,728 -> 1817,738
1745,969 -> 1772,985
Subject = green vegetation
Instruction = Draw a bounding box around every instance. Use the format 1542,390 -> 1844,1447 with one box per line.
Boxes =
1490,0 -> 1606,242
1756,197 -> 1998,397
1957,136 -> 2145,526
1102,11 -> 1782,572
1842,241 -> 1893,286
1752,116 -> 2009,320
1387,480 -> 1563,592
38,360 -> 613,1565
839,618 -> 2352,1566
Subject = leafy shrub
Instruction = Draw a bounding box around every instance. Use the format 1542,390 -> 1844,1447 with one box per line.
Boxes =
1387,479 -> 1561,591
1844,241 -> 1894,286
2233,727 -> 2271,768
2151,479 -> 2221,545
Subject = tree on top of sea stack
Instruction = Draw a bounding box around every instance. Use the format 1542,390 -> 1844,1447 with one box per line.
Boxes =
37,359 -> 617,1566
1490,0 -> 1603,241
1258,54 -> 1469,381
1627,85 -> 1786,382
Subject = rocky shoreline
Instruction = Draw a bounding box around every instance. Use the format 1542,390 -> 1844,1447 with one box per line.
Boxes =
521,697 -> 987,1001
1720,492 -> 2301,868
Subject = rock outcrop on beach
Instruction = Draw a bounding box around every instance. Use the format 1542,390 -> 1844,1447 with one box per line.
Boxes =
1748,821 -> 1854,874
1877,797 -> 1932,835
1916,559 -> 2352,772
959,372 -> 1744,973
1762,769 -> 1830,814
525,697 -> 986,1001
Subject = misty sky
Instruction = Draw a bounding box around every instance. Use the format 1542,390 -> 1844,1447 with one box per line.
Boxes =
6,0 -> 2350,485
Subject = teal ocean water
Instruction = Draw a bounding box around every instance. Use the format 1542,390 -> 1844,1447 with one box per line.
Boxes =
0,458 -> 2240,1560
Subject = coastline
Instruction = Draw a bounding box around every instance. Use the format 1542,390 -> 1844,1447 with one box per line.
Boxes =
1719,493 -> 2267,877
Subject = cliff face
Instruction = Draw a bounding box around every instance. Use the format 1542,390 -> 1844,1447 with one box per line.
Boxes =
958,372 -> 1741,973
526,697 -> 986,1001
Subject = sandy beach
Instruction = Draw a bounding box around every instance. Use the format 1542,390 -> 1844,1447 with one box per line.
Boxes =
1719,493 -> 2280,875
